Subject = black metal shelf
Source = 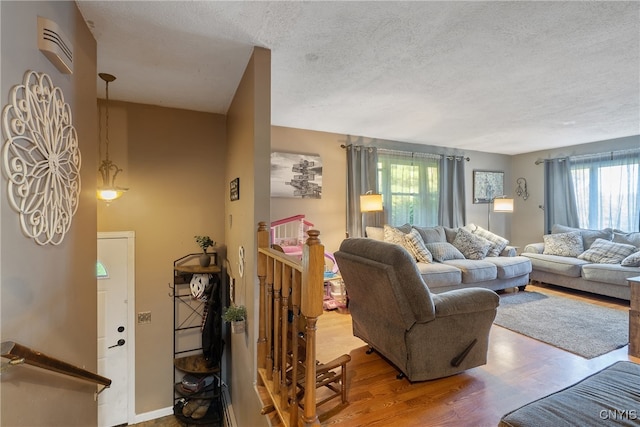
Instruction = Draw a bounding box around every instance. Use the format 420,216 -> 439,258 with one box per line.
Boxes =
172,254 -> 223,426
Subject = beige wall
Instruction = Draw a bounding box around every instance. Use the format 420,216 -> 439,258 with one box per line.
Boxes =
1,1 -> 99,425
271,127 -> 348,253
96,102 -> 227,413
224,47 -> 271,427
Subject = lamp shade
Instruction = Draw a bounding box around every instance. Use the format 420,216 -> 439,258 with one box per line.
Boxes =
360,193 -> 383,212
493,198 -> 514,212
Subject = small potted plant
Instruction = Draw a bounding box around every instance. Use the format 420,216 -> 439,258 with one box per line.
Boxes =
194,235 -> 215,267
222,304 -> 247,334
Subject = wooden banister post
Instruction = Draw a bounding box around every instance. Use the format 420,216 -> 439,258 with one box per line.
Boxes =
273,260 -> 282,393
300,230 -> 324,427
257,222 -> 269,369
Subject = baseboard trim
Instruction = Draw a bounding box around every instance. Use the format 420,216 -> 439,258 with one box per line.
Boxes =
131,384 -> 237,426
133,406 -> 173,424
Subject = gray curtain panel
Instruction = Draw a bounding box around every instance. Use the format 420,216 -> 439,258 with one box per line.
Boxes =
544,158 -> 580,233
346,145 -> 378,238
439,156 -> 466,227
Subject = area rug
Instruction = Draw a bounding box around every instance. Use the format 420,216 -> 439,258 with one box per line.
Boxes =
493,291 -> 628,359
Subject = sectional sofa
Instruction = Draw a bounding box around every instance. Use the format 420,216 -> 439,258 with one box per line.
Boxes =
365,224 -> 532,294
522,225 -> 640,301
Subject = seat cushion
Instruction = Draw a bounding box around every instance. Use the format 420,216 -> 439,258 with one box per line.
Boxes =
442,259 -> 497,283
499,361 -> 640,427
484,256 -> 532,279
417,262 -> 462,287
581,263 -> 640,286
521,253 -> 589,278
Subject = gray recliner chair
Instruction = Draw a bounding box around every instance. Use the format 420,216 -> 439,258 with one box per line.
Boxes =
335,238 -> 500,381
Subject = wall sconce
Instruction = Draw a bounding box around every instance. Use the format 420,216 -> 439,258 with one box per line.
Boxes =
488,196 -> 513,231
97,72 -> 128,203
516,177 -> 529,200
360,192 -> 383,212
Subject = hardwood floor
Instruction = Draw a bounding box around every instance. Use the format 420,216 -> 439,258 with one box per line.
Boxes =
136,283 -> 638,427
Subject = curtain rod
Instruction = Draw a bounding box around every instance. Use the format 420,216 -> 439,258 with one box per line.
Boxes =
535,148 -> 640,165
378,148 -> 470,161
340,144 -> 471,161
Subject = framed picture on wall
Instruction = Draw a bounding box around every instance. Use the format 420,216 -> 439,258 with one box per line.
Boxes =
473,170 -> 504,203
270,152 -> 322,198
230,177 -> 240,201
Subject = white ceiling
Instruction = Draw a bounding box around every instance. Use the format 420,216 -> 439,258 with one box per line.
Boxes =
76,1 -> 640,155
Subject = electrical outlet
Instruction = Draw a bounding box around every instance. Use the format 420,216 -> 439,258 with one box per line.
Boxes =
138,311 -> 151,324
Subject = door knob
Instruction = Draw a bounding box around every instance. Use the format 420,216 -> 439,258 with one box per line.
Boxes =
108,339 -> 125,349
117,326 -> 125,332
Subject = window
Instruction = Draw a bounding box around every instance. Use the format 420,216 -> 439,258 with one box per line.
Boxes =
377,150 -> 440,226
570,151 -> 640,232
97,261 -> 108,279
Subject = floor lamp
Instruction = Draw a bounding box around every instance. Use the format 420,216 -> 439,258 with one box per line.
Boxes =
360,192 -> 383,236
488,196 -> 514,231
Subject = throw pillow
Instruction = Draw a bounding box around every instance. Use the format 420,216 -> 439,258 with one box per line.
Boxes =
403,229 -> 433,263
613,230 -> 640,249
551,224 -> 613,249
452,228 -> 492,260
622,251 -> 640,267
395,223 -> 413,234
383,224 -> 408,247
543,231 -> 584,257
412,225 -> 446,243
578,238 -> 637,264
365,226 -> 384,241
473,225 -> 509,257
443,226 -> 458,243
424,242 -> 465,262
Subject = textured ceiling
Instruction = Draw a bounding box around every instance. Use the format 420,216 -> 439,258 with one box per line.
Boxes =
76,1 -> 640,155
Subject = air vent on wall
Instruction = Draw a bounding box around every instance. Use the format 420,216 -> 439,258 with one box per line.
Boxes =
37,16 -> 73,74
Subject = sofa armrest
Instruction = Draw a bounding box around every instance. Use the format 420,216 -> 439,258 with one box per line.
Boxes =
500,246 -> 517,257
523,242 -> 544,254
431,288 -> 499,318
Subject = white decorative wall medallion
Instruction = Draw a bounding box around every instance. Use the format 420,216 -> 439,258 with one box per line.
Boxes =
2,70 -> 81,245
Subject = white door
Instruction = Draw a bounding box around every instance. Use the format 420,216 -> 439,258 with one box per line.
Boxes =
98,232 -> 135,427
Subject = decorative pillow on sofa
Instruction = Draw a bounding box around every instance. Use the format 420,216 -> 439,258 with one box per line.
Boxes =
551,224 -> 613,249
543,231 -> 584,257
365,226 -> 384,241
473,225 -> 509,257
425,242 -> 465,262
622,251 -> 640,267
443,224 -> 476,244
452,228 -> 492,260
412,225 -> 446,243
613,230 -> 640,249
403,229 -> 433,263
578,238 -> 637,264
384,224 -> 408,246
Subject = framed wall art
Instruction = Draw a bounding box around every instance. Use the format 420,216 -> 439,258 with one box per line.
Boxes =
473,170 -> 504,203
230,177 -> 239,201
270,152 -> 322,199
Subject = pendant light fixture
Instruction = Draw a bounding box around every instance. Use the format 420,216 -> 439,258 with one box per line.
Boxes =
97,72 -> 128,203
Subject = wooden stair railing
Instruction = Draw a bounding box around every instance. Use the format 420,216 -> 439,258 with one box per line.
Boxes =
257,222 -> 349,427
1,341 -> 111,395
